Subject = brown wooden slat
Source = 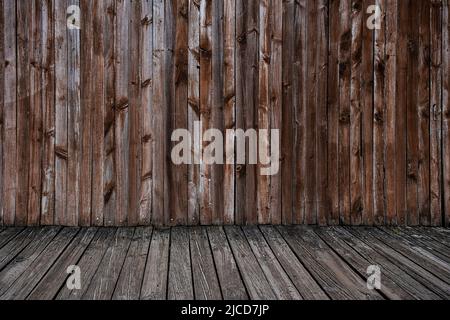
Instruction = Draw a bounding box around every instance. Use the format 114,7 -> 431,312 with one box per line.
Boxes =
66,0 -> 81,227
2,0 -> 17,226
444,0 -> 450,227
139,0 -> 153,226
430,0 -> 443,226
40,0 -> 56,226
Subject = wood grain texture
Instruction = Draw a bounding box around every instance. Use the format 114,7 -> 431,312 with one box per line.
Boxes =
0,0 -> 449,227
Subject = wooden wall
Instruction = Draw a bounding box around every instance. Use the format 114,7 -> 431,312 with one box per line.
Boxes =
0,0 -> 449,227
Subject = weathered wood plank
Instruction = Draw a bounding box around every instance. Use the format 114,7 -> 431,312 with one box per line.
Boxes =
0,228 -> 23,250
152,0 -> 168,227
347,227 -> 450,298
206,226 -> 248,300
168,227 -> 194,300
91,0 -> 106,226
0,0 -> 3,226
82,228 -> 134,300
384,0 -> 398,225
328,226 -> 441,299
0,228 -> 37,270
338,0 -> 352,225
223,0 -> 235,225
269,0 -> 282,225
66,0 -> 81,227
360,0 -> 374,225
316,227 -> 415,300
170,0 -> 189,225
199,0 -> 213,225
443,0 -> 450,226
327,0 -> 340,225
0,227 -> 60,297
28,228 -> 98,300
430,0 -> 443,226
278,226 -> 383,300
2,0 -> 17,226
1,228 -> 79,300
243,226 -> 302,299
140,228 -> 170,300
372,0 -> 384,225
257,0 -> 270,224
16,0 -> 32,226
281,0 -> 295,225
56,228 -> 116,299
103,0 -> 116,226
187,0 -> 200,226
190,227 -> 222,300
139,0 -> 153,226
113,227 -> 153,300
259,226 -> 328,299
114,0 -> 130,226
40,0 -> 56,226
225,226 -> 277,300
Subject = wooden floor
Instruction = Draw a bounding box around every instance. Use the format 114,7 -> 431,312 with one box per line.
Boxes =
0,226 -> 449,300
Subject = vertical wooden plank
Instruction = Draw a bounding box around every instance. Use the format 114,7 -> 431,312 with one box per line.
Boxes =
114,0 -> 130,226
316,0 -> 328,226
41,0 -> 56,226
103,0 -> 116,226
0,0 -> 4,225
406,0 -> 420,226
235,0 -> 244,225
338,0 -> 352,225
269,0 -> 282,225
282,0 -> 294,225
349,0 -> 365,227
79,0 -> 93,226
67,0 -> 81,226
328,0 -> 340,225
152,0 -> 168,226
170,0 -> 189,225
384,0 -> 397,225
211,0 -> 224,225
55,0 -> 68,226
443,0 -> 450,226
430,0 -> 443,226
223,0 -> 235,225
417,0 -> 431,226
293,0 -> 306,225
16,0 -> 32,225
139,0 -> 153,225
362,0 -> 375,225
2,0 -> 17,226
28,0 -> 43,226
396,0 -> 408,225
188,0 -> 200,225
373,0 -> 384,225
234,0 -> 258,225
128,0 -> 142,226
91,0 -> 105,226
199,0 -> 212,225
258,0 -> 270,224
